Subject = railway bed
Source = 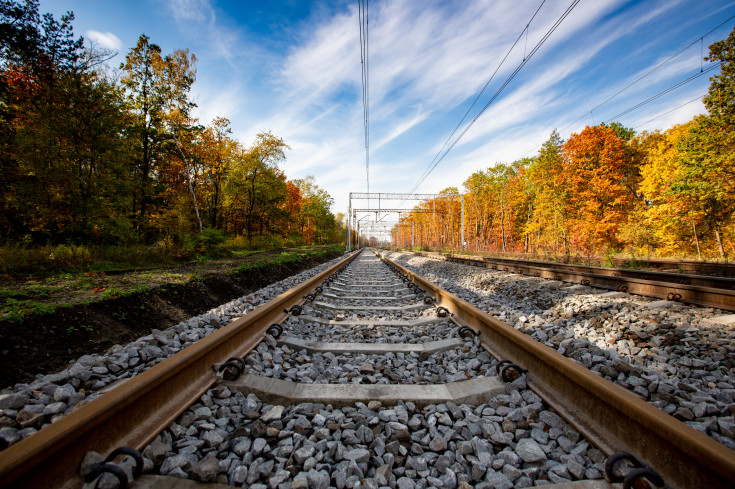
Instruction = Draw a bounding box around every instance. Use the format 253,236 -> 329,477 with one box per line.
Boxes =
0,249 -> 734,488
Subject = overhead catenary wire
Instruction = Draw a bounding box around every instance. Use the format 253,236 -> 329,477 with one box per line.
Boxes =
358,0 -> 370,200
411,0 -> 547,193
520,13 -> 735,157
634,93 -> 705,129
604,63 -> 719,123
410,0 -> 581,194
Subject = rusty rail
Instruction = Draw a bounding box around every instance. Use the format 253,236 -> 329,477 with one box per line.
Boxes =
407,250 -> 735,311
374,249 -> 735,489
0,251 -> 360,489
386,248 -> 735,276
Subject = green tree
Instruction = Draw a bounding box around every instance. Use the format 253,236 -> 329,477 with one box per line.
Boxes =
224,132 -> 290,239
120,34 -> 196,239
526,130 -> 571,254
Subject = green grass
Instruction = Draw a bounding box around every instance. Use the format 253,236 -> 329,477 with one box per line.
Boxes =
2,299 -> 56,322
0,238 -> 343,280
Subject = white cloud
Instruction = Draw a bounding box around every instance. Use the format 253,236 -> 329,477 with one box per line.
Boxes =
85,30 -> 123,52
180,0 -> 713,214
162,0 -> 241,68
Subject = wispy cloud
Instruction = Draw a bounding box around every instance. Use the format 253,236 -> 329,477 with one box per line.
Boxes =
162,0 -> 240,69
184,0 -> 715,212
85,30 -> 123,52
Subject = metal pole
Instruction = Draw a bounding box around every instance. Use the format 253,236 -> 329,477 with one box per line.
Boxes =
412,222 -> 415,249
461,194 -> 465,251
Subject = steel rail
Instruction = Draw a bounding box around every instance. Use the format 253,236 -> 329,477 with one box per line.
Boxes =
373,249 -> 735,489
400,248 -> 735,276
408,250 -> 735,311
437,252 -> 735,290
0,251 -> 360,489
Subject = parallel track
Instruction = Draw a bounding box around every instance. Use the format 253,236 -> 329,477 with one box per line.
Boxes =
0,249 -> 733,488
404,250 -> 735,311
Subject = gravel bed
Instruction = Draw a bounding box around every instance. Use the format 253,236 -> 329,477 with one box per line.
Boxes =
285,318 -> 457,343
135,381 -> 606,488
383,251 -> 735,449
301,303 -> 433,322
243,339 -> 491,384
0,254 -> 351,450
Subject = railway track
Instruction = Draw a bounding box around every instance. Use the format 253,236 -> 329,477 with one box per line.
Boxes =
405,250 -> 735,312
418,250 -> 735,277
1,249 -> 734,488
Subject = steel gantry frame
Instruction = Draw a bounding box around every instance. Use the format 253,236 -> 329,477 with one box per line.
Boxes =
347,192 -> 464,251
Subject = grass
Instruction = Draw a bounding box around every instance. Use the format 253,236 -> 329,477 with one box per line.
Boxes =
2,298 -> 57,322
0,236 -> 339,280
0,243 -> 343,322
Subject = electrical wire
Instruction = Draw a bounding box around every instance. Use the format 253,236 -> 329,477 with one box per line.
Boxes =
634,93 -> 705,129
604,63 -> 719,123
410,0 -> 581,193
520,13 -> 735,157
357,0 -> 370,199
411,0 -> 547,192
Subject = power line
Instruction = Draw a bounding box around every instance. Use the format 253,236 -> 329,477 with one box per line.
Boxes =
357,0 -> 370,199
410,0 -> 581,193
411,0 -> 547,192
520,13 -> 735,157
634,93 -> 705,129
604,63 -> 719,123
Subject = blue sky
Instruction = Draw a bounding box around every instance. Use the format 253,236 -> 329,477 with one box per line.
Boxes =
41,0 -> 735,217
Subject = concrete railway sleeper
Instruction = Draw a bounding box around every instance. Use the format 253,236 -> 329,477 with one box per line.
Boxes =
0,250 -> 733,488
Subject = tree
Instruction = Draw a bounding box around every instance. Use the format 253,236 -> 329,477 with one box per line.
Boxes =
224,132 -> 290,238
120,34 -> 196,239
675,116 -> 734,258
704,26 -> 735,124
0,1 -> 131,243
526,130 -> 571,254
561,125 -> 640,253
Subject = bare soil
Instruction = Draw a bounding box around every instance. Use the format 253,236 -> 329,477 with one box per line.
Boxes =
0,246 -> 343,387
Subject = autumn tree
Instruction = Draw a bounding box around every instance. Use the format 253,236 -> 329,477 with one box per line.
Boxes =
525,130 -> 571,254
294,176 -> 336,244
561,125 -> 640,253
224,132 -> 290,238
0,0 -> 134,242
121,34 -> 196,239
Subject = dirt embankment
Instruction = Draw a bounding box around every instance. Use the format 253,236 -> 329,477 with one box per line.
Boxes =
0,248 -> 343,387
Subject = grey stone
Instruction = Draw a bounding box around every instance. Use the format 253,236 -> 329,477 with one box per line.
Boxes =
429,435 -> 447,452
230,464 -> 248,485
539,411 -> 563,428
191,456 -> 219,482
233,438 -> 252,456
718,417 -> 735,437
344,448 -> 370,463
42,402 -> 67,416
142,439 -> 169,465
53,385 -> 75,403
252,437 -> 268,455
194,406 -> 212,421
515,438 -> 546,463
0,393 -> 29,410
397,477 -> 417,489
294,445 -> 315,465
261,405 -> 284,422
486,469 -> 513,489
202,430 -> 224,447
269,469 -> 290,488
160,454 -> 194,474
